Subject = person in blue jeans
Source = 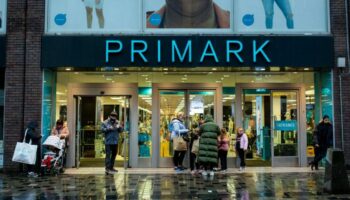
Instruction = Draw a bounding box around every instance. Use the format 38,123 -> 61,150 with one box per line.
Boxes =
262,0 -> 294,29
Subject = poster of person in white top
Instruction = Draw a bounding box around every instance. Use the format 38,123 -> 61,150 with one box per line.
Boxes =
234,0 -> 329,33
47,0 -> 140,33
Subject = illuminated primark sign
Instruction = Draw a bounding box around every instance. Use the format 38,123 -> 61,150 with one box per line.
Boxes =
105,39 -> 271,64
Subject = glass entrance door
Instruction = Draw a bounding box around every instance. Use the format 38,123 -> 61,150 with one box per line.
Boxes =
75,95 -> 130,168
159,90 -> 215,167
241,89 -> 300,167
271,91 -> 299,166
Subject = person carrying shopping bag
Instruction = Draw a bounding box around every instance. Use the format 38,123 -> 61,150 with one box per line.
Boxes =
170,112 -> 189,172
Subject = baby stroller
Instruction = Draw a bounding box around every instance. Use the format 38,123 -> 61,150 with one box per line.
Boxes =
41,135 -> 66,175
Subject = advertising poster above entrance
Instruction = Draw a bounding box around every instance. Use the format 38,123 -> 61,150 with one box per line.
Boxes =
145,0 -> 232,32
45,0 -> 329,34
234,0 -> 329,33
46,0 -> 141,33
0,0 -> 7,34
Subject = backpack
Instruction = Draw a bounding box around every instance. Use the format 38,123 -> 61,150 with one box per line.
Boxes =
168,120 -> 175,133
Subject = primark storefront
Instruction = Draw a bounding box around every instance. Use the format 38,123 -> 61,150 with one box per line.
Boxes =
41,0 -> 334,168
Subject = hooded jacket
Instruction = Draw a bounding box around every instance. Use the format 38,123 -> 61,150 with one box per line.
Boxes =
170,118 -> 189,140
25,121 -> 42,145
101,118 -> 124,145
313,121 -> 333,149
197,115 -> 220,164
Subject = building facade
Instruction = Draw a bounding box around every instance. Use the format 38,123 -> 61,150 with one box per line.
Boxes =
0,0 -> 349,171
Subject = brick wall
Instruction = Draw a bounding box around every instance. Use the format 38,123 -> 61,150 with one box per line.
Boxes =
331,0 -> 350,166
3,0 -> 44,172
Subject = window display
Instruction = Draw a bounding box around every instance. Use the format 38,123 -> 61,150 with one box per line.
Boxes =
139,94 -> 152,158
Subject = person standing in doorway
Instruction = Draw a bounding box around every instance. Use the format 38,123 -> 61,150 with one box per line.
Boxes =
197,115 -> 221,177
82,0 -> 105,29
170,112 -> 189,172
235,127 -> 248,171
25,121 -> 42,178
101,111 -> 123,175
51,119 -> 70,168
309,115 -> 333,170
218,128 -> 230,173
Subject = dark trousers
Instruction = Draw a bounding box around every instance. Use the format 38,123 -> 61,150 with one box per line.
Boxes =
218,150 -> 228,170
27,145 -> 41,173
105,144 -> 118,170
313,147 -> 327,168
237,148 -> 246,167
190,153 -> 200,171
173,150 -> 186,167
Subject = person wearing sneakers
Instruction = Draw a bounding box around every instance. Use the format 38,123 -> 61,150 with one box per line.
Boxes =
197,115 -> 221,177
101,111 -> 123,175
170,112 -> 189,172
235,127 -> 248,171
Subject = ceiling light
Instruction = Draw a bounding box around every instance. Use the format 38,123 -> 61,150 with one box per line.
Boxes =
304,68 -> 310,71
114,68 -> 120,71
111,97 -> 122,100
141,74 -> 148,77
293,72 -> 298,74
65,67 -> 72,71
212,68 -> 217,71
74,72 -> 79,75
118,72 -> 124,75
163,68 -> 168,71
223,75 -> 230,78
255,67 -> 266,71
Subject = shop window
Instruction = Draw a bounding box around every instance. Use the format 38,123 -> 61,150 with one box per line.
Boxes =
222,91 -> 236,157
0,69 -> 4,168
138,88 -> 152,158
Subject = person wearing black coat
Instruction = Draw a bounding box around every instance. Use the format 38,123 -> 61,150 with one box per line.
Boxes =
309,115 -> 333,170
25,121 -> 42,177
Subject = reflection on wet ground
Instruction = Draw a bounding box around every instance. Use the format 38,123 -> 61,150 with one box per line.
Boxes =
0,172 -> 349,199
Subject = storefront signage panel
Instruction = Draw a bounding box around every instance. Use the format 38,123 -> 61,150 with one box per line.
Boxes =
234,0 -> 329,33
275,120 -> 297,131
41,36 -> 334,68
0,0 -> 7,34
0,36 -> 5,68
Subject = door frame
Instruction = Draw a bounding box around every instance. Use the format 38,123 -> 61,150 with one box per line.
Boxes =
152,83 -> 223,168
235,83 -> 307,167
66,83 -> 138,168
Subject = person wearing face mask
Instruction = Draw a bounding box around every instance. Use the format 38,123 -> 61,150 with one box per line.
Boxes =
101,111 -> 124,175
309,115 -> 333,170
147,0 -> 230,28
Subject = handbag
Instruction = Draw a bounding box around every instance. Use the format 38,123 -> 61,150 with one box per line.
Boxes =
191,138 -> 200,155
173,136 -> 187,151
12,129 -> 38,165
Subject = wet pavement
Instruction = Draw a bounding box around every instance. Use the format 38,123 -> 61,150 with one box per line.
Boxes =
0,170 -> 350,199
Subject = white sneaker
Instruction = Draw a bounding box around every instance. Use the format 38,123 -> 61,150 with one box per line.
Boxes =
220,170 -> 227,174
239,167 -> 243,171
209,171 -> 214,176
201,171 -> 208,176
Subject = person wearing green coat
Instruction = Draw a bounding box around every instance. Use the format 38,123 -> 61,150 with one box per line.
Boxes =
197,115 -> 221,177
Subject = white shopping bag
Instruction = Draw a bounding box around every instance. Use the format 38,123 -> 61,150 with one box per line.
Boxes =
12,129 -> 38,165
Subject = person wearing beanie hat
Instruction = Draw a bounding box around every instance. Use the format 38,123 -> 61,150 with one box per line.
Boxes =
309,115 -> 333,170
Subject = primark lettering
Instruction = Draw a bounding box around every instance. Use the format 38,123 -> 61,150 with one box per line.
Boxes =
105,39 -> 271,64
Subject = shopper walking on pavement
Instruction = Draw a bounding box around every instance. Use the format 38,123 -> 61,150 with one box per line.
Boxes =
25,121 -> 42,178
101,111 -> 123,175
235,127 -> 248,171
309,115 -> 333,170
218,128 -> 230,173
170,112 -> 189,172
197,115 -> 221,177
